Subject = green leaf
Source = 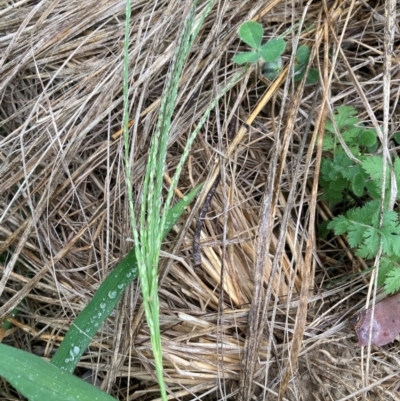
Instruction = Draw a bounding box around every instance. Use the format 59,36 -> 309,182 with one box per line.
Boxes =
347,200 -> 380,226
377,257 -> 395,287
393,132 -> 400,145
380,211 -> 400,256
394,158 -> 400,190
359,129 -> 377,147
259,38 -> 286,62
326,106 -> 359,134
348,222 -> 370,249
365,180 -> 381,199
328,215 -> 350,235
50,183 -> 204,373
232,51 -> 260,65
238,21 -> 263,49
293,63 -> 306,82
306,68 -> 319,84
296,44 -> 310,64
385,268 -> 400,294
0,344 -> 117,401
318,220 -> 330,239
322,134 -> 336,151
262,57 -> 283,80
361,156 -> 384,182
352,172 -> 365,197
341,126 -> 363,147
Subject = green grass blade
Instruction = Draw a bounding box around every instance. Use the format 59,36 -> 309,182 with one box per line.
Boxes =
0,343 -> 117,401
50,183 -> 203,374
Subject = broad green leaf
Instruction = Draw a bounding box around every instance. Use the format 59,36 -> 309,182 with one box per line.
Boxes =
232,51 -> 259,65
0,343 -> 117,401
306,68 -> 319,84
50,183 -> 203,373
259,38 -> 286,62
238,21 -> 263,49
352,172 -> 365,197
296,44 -> 310,64
359,129 -> 377,147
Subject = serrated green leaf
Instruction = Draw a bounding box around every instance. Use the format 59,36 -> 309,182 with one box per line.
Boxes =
238,21 -> 263,49
320,175 -> 349,203
0,344 -> 117,401
347,200 -> 380,227
296,44 -> 310,64
380,211 -> 400,256
365,180 -> 381,199
339,163 -> 362,182
322,134 -> 336,151
347,221 -> 367,248
364,226 -> 380,251
377,257 -> 396,287
342,126 -> 363,147
359,129 -> 377,147
384,268 -> 400,294
327,215 -> 350,235
331,106 -> 360,131
356,245 -> 374,259
259,38 -> 286,62
352,172 -> 365,197
306,68 -> 319,84
325,120 -> 334,134
361,156 -> 384,182
232,51 -> 260,65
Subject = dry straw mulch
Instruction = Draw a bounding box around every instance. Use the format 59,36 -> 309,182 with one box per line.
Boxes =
1,0 -> 400,400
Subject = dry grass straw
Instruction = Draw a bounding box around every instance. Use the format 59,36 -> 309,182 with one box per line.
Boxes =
1,0 -> 400,400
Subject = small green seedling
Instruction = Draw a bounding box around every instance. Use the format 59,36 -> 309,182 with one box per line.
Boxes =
293,44 -> 319,84
233,21 -> 319,84
320,105 -> 400,294
233,21 -> 286,65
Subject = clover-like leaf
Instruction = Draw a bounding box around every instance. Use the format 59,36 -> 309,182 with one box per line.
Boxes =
262,57 -> 283,80
233,51 -> 260,65
306,68 -> 319,84
294,63 -> 306,82
296,44 -> 311,64
259,38 -> 286,62
238,21 -> 263,49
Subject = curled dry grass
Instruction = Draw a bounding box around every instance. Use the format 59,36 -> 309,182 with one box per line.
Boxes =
1,0 -> 400,400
